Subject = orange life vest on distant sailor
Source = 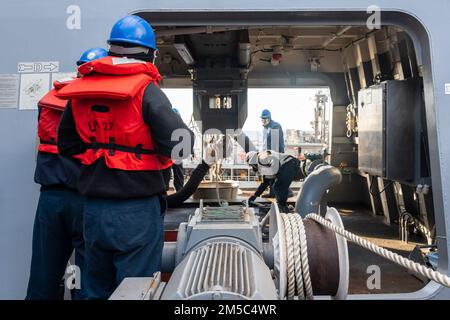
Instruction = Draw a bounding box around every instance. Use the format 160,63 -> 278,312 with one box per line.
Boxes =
56,56 -> 173,171
37,78 -> 73,154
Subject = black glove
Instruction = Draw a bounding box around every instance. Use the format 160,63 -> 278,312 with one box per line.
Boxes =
248,196 -> 257,203
279,204 -> 290,213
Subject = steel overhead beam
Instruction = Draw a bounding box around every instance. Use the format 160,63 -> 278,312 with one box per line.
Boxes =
322,26 -> 352,48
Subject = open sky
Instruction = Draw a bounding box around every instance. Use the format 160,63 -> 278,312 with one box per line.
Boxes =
162,88 -> 331,132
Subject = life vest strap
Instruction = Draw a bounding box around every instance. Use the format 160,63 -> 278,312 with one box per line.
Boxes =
40,139 -> 57,145
86,141 -> 156,157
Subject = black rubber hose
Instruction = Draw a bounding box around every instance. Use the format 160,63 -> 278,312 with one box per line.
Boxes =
166,161 -> 210,208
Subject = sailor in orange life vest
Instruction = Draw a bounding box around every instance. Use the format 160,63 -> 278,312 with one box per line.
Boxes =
26,48 -> 108,300
57,15 -> 195,299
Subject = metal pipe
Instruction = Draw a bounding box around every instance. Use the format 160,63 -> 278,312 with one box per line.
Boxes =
322,26 -> 352,48
239,43 -> 251,67
295,165 -> 342,218
161,242 -> 177,273
156,26 -> 246,37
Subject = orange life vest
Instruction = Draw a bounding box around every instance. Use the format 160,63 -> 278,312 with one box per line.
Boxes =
56,56 -> 173,171
37,79 -> 73,154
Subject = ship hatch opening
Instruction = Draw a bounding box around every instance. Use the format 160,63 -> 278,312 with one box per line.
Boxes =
142,11 -> 437,297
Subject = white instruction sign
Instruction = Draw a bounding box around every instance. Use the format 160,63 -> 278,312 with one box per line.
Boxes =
18,61 -> 59,73
19,73 -> 50,110
0,74 -> 19,108
445,83 -> 450,95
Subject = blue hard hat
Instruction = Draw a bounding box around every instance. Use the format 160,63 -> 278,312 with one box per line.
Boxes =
108,15 -> 157,50
77,47 -> 108,65
261,109 -> 271,119
172,108 -> 180,116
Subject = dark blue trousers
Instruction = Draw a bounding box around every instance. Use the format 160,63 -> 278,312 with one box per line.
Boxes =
274,158 -> 300,206
26,188 -> 85,300
82,195 -> 165,300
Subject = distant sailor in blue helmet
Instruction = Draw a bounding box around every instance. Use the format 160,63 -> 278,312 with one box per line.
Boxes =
260,109 -> 285,153
260,109 -> 289,197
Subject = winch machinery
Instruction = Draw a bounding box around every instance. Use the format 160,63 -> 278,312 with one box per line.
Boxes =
110,166 -> 350,300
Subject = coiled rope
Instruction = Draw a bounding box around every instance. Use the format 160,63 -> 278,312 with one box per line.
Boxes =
280,213 -> 314,299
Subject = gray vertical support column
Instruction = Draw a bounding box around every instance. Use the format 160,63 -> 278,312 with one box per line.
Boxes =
342,49 -> 354,102
384,180 -> 400,225
377,178 -> 399,225
365,174 -> 376,215
365,174 -> 383,216
393,181 -> 407,240
401,184 -> 419,216
388,28 -> 406,80
354,43 -> 367,89
367,34 -> 381,79
377,178 -> 389,222
393,181 -> 406,212
417,188 -> 435,237
374,28 -> 395,79
397,31 -> 419,79
359,40 -> 374,87
343,46 -> 359,104
417,192 -> 430,230
425,189 -> 436,236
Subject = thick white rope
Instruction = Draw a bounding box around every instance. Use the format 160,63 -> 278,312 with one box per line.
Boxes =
287,214 -> 305,300
279,213 -> 314,300
293,214 -> 314,299
305,213 -> 450,288
281,213 -> 296,299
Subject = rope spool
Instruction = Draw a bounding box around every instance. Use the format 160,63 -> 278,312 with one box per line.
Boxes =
270,204 -> 349,300
302,218 -> 340,296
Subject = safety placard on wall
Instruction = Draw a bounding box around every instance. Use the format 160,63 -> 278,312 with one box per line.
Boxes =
0,74 -> 19,108
18,73 -> 50,110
